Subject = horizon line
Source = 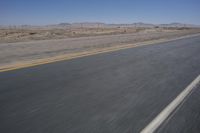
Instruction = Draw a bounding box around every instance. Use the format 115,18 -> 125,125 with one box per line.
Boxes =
0,22 -> 200,26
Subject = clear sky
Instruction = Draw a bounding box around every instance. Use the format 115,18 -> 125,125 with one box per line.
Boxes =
1,0 -> 200,25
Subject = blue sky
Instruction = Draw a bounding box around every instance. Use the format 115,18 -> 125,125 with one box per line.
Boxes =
0,0 -> 200,25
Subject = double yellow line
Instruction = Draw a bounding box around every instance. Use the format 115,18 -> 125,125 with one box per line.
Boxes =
0,34 -> 199,73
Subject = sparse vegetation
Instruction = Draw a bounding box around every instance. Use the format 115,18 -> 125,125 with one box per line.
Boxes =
0,26 -> 199,43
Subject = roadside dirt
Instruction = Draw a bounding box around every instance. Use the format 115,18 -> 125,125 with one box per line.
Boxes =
0,28 -> 200,69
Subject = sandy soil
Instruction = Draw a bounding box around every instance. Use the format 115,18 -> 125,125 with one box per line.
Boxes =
0,27 -> 146,43
0,27 -> 192,43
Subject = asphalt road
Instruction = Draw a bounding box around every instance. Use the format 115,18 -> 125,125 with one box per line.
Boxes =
0,35 -> 200,133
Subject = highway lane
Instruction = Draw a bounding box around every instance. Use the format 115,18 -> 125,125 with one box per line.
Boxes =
0,35 -> 200,133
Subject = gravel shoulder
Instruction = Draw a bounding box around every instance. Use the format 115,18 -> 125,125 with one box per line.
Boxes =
0,29 -> 200,69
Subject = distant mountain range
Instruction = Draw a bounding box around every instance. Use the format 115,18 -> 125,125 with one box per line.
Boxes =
1,22 -> 200,29
53,22 -> 200,28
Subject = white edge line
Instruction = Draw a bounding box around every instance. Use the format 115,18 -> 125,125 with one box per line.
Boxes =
140,75 -> 200,133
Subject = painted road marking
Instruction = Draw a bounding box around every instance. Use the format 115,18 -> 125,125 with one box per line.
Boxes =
141,75 -> 200,133
0,33 -> 200,73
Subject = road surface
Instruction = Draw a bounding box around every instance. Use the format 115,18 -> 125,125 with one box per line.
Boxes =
0,35 -> 200,133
